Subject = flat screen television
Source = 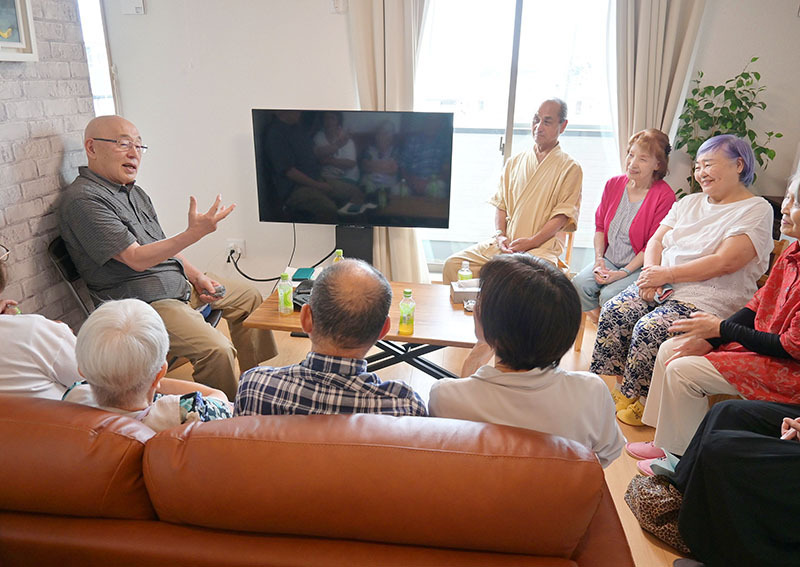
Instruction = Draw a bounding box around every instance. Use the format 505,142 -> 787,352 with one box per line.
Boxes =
252,109 -> 453,228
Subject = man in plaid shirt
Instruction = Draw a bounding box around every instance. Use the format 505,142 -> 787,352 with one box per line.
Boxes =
234,259 -> 426,416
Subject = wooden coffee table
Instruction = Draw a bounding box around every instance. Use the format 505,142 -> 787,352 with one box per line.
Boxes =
244,281 -> 476,378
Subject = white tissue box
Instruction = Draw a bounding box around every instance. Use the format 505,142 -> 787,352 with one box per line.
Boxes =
450,279 -> 480,303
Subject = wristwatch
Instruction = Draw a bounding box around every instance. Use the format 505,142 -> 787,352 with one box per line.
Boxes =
493,229 -> 505,239
619,267 -> 632,275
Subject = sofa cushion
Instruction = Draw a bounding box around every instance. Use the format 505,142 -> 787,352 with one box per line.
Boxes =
144,414 -> 604,557
0,395 -> 156,520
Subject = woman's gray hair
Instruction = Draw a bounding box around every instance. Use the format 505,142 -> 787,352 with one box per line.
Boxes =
76,298 -> 169,408
789,168 -> 800,202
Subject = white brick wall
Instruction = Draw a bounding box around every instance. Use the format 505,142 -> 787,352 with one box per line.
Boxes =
0,0 -> 93,330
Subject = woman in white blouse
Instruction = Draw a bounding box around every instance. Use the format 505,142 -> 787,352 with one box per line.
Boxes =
0,245 -> 80,399
590,135 -> 774,426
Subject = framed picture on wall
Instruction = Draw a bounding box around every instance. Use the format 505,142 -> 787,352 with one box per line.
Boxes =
0,0 -> 38,61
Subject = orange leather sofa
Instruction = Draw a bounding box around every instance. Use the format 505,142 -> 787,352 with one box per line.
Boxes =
0,394 -> 634,566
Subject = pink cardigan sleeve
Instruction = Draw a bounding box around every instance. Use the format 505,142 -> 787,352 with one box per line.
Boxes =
595,175 -> 628,236
628,179 -> 676,253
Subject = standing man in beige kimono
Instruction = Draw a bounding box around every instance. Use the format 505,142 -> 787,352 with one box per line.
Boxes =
442,98 -> 583,283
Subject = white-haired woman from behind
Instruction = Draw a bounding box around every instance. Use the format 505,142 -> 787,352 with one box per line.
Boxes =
64,298 -> 232,431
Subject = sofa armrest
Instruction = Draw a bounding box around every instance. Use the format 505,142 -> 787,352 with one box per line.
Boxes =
0,395 -> 155,520
571,483 -> 635,566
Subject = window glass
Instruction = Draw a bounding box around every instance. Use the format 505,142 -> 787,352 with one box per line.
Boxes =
77,0 -> 116,116
512,0 -> 617,250
414,0 -> 516,263
415,0 -> 617,268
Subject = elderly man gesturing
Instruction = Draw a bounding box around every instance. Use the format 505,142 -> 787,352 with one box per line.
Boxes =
59,115 -> 277,398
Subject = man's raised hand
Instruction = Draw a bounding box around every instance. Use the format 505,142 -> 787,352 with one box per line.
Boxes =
187,194 -> 236,237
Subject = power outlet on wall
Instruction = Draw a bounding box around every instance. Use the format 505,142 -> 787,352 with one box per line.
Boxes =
226,239 -> 246,262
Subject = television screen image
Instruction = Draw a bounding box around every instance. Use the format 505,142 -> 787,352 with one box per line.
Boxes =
252,109 -> 453,228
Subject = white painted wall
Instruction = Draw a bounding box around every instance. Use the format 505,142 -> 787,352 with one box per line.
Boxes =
664,0 -> 800,197
101,0 -> 356,294
102,0 -> 800,290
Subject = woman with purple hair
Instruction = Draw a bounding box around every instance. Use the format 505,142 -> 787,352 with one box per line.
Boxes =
590,135 -> 774,427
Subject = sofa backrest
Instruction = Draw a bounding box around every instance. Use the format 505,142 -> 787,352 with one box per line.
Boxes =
144,414 -> 605,558
0,395 -> 156,520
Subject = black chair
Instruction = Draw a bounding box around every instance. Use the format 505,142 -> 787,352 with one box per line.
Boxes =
48,236 -> 223,369
48,236 -> 93,317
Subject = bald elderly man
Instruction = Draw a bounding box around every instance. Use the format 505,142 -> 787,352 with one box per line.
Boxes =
58,115 -> 277,398
442,98 -> 583,283
235,259 -> 426,417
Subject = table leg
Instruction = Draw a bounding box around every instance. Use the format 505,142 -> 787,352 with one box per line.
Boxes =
366,341 -> 457,379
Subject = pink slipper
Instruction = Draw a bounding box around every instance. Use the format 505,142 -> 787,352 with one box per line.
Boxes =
625,441 -> 665,460
637,458 -> 658,476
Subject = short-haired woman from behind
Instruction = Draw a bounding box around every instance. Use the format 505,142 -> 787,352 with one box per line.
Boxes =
428,253 -> 625,468
63,299 -> 233,431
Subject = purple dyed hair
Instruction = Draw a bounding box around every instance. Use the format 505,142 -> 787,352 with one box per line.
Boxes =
696,134 -> 756,187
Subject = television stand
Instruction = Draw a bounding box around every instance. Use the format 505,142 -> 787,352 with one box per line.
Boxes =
336,225 -> 373,264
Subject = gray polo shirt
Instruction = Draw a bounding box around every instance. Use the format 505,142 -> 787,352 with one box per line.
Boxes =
58,167 -> 191,303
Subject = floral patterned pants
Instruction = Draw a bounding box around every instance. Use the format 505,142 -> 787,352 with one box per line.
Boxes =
589,284 -> 697,399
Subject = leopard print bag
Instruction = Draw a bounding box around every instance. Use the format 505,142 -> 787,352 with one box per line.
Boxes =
624,475 -> 691,554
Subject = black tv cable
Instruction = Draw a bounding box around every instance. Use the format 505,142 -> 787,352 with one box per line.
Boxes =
227,222 -> 335,294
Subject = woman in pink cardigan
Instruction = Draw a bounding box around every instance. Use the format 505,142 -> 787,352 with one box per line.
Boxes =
572,129 -> 675,323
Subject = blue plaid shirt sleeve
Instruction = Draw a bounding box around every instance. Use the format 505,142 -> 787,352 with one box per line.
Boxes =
234,352 -> 427,417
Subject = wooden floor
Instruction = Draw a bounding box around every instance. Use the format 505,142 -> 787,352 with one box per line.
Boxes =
167,319 -> 682,567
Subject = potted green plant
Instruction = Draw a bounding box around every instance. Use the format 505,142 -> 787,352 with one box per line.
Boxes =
674,57 -> 782,195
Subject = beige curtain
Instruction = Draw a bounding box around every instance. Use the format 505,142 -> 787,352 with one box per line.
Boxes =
347,0 -> 430,283
615,0 -> 706,165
